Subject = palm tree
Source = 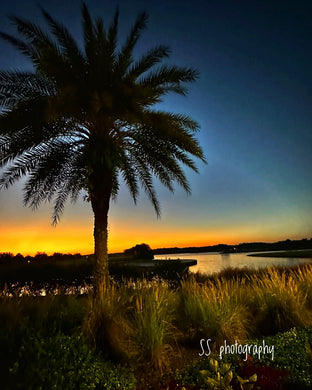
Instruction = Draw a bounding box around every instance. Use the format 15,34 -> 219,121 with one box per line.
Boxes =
0,4 -> 205,296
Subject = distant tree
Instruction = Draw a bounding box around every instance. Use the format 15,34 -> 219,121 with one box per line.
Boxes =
34,252 -> 48,262
15,253 -> 25,262
24,255 -> 33,263
124,243 -> 154,259
0,252 -> 14,264
0,4 -> 205,297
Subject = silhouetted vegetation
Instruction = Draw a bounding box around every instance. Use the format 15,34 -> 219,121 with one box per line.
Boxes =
124,243 -> 154,260
0,249 -> 190,290
153,238 -> 312,255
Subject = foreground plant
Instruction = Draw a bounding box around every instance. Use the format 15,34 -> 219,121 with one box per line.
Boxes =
200,359 -> 233,389
129,282 -> 175,372
0,3 -> 205,297
9,333 -> 136,390
236,374 -> 257,390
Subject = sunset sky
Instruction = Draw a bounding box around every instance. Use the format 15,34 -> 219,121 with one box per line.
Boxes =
0,0 -> 311,255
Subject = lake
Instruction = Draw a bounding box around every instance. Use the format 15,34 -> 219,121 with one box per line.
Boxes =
154,252 -> 312,274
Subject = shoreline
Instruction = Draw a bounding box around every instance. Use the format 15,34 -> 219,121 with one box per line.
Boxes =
247,249 -> 312,258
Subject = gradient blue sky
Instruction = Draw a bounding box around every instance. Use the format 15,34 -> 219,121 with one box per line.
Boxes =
0,0 -> 311,254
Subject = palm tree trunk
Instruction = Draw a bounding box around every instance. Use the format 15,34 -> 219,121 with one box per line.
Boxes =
91,181 -> 112,299
93,207 -> 109,298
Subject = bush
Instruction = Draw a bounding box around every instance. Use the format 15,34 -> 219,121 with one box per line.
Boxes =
253,327 -> 312,389
8,333 -> 136,390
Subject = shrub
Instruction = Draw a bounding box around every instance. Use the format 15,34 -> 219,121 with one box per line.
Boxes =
254,327 -> 312,389
8,333 -> 136,390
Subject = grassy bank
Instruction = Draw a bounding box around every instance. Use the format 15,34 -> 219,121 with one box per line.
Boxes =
1,263 -> 312,388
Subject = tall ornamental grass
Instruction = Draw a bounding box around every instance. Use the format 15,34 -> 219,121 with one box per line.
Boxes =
83,282 -> 131,359
249,268 -> 312,335
127,281 -> 176,371
176,277 -> 250,345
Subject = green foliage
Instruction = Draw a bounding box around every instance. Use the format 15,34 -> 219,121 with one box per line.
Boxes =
8,333 -> 136,390
254,327 -> 312,388
0,294 -> 87,335
200,359 -> 233,389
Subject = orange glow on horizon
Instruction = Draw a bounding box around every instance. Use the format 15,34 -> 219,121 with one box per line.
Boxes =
0,221 -> 305,256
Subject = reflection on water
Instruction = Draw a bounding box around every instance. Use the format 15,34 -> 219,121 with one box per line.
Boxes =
1,282 -> 93,297
154,252 -> 312,274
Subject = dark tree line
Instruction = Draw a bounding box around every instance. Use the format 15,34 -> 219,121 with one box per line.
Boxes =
153,238 -> 312,255
0,252 -> 83,265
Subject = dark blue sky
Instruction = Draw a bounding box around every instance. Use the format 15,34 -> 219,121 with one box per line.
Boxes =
0,0 -> 311,254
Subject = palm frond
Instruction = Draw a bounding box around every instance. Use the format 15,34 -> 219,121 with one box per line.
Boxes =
119,151 -> 139,204
139,65 -> 199,95
81,2 -> 96,64
134,156 -> 161,217
107,8 -> 119,59
51,166 -> 85,225
10,15 -> 56,50
116,11 -> 148,74
0,71 -> 55,111
0,147 -> 43,189
0,31 -> 38,62
40,7 -> 85,67
126,45 -> 170,80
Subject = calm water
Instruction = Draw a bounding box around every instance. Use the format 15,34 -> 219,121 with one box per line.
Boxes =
154,252 -> 312,274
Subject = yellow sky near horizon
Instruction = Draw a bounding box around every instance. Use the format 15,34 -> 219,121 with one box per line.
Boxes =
0,218 -> 308,256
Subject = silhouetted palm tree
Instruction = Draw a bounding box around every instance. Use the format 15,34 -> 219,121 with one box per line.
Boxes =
0,4 -> 205,296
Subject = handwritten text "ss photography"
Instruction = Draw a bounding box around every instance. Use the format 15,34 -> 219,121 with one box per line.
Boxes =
199,338 -> 275,361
